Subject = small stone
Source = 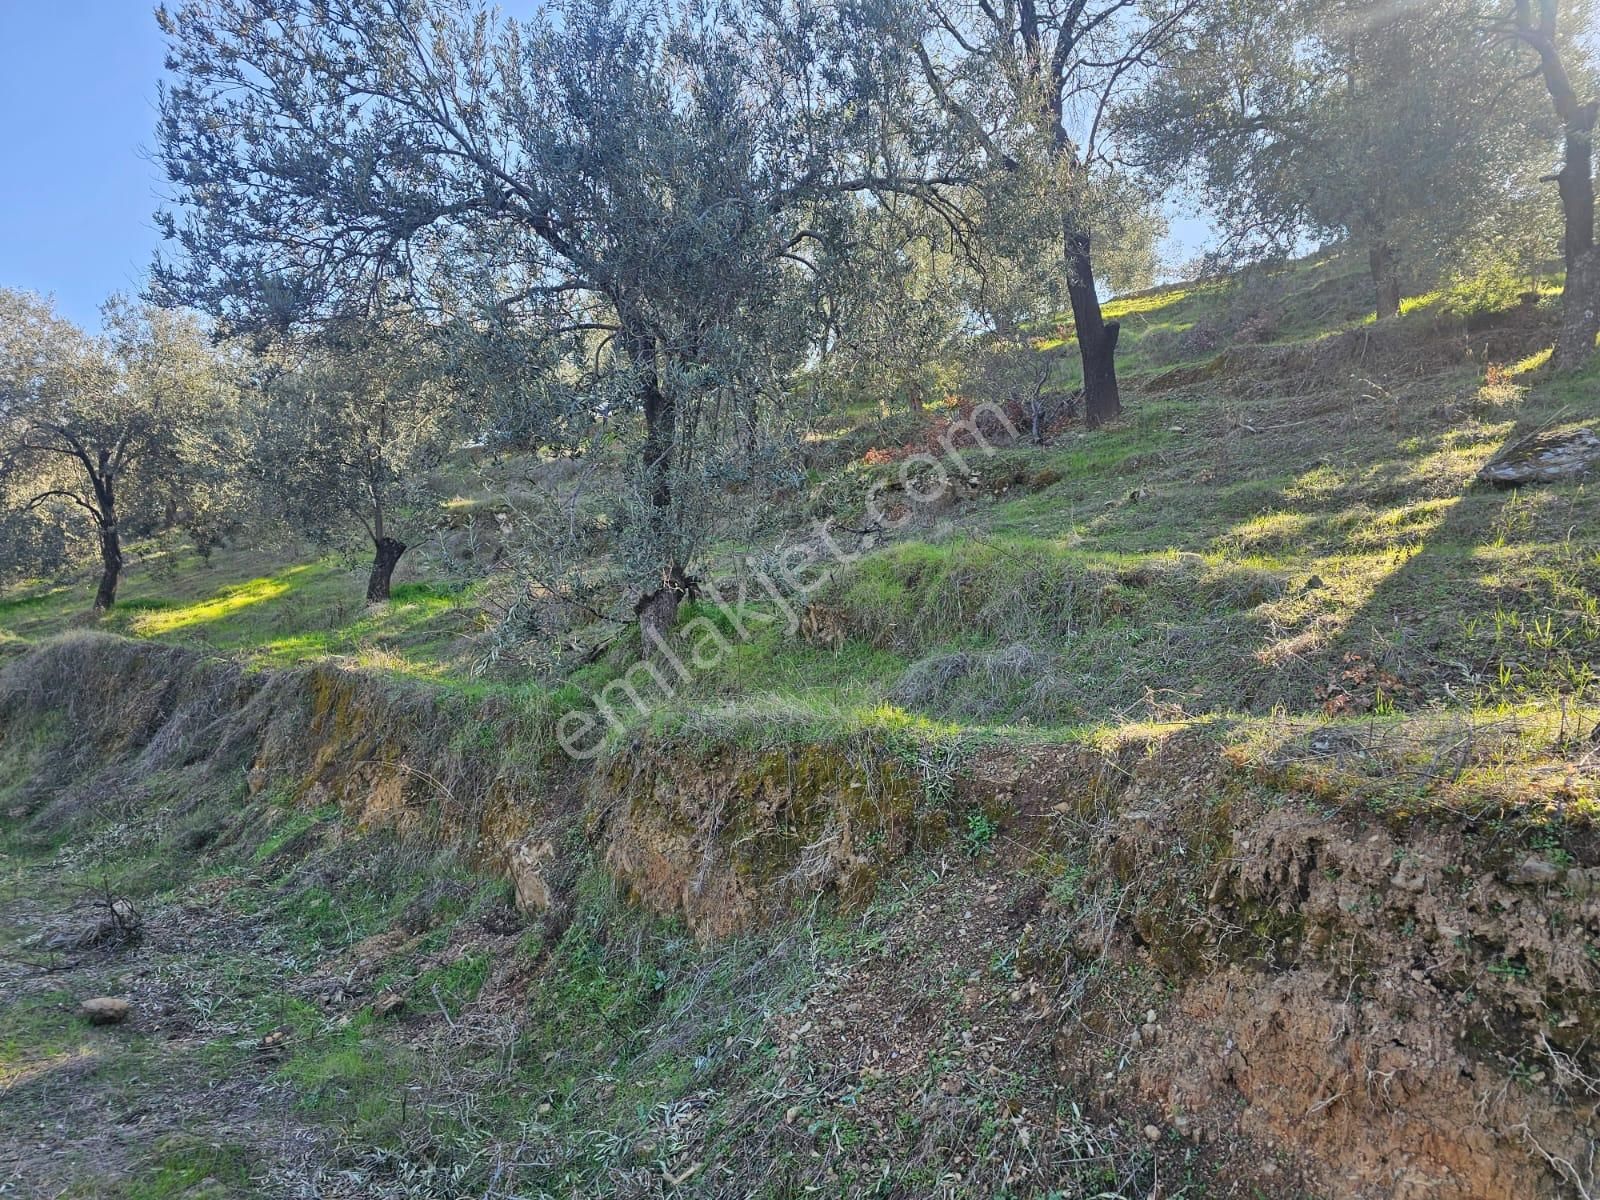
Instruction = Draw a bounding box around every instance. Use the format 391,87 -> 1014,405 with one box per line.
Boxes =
79,997 -> 129,1025
1391,867 -> 1427,893
1145,1009 -> 1157,1025
1566,867 -> 1599,898
1506,857 -> 1564,887
508,838 -> 556,913
109,898 -> 141,930
1144,1124 -> 1161,1143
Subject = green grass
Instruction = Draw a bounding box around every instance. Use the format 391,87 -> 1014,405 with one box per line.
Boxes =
0,545 -> 480,675
2,251 -> 1594,801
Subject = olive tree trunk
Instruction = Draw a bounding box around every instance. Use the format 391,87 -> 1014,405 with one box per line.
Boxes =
1552,112 -> 1600,369
1513,9 -> 1598,369
94,522 -> 122,611
628,321 -> 694,643
1369,241 -> 1402,321
366,536 -> 407,603
1066,228 -> 1121,428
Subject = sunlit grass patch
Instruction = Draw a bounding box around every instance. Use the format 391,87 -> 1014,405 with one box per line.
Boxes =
128,567 -> 304,634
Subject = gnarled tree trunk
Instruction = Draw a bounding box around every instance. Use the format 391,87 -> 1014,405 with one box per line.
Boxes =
1066,228 -> 1121,428
1369,241 -> 1403,321
627,319 -> 694,642
94,522 -> 122,611
1556,248 -> 1600,370
1552,108 -> 1599,369
366,536 -> 406,602
1513,6 -> 1598,369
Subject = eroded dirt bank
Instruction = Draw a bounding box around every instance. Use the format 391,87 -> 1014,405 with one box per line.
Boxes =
2,633 -> 1596,1198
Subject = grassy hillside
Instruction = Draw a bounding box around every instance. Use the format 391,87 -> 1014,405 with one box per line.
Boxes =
3,255 -> 1598,1199
4,256 -> 1592,746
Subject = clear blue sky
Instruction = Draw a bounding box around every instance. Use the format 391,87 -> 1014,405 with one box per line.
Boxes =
0,2 -> 1207,329
0,2 -> 170,329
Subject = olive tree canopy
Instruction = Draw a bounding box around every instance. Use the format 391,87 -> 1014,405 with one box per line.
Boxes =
0,290 -> 239,609
155,0 -> 974,635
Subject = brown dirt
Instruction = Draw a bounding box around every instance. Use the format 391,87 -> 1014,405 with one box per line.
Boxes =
4,635 -> 1598,1196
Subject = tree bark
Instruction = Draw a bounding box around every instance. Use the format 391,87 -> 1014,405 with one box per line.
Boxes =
366,536 -> 407,602
1513,5 -> 1598,367
626,319 -> 694,638
1369,241 -> 1403,321
1555,109 -> 1597,273
1553,113 -> 1599,367
1066,228 -> 1121,427
1555,246 -> 1600,370
94,522 -> 122,611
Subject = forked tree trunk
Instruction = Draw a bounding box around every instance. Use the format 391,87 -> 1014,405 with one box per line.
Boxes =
366,536 -> 407,603
1513,7 -> 1598,369
94,522 -> 122,611
1369,241 -> 1403,321
1066,228 -> 1121,428
628,320 -> 693,643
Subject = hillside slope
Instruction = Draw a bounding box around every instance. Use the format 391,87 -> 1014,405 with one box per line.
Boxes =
2,258 -> 1598,1199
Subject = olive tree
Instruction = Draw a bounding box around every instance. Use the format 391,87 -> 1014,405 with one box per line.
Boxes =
0,290 -> 237,609
1119,0 -> 1559,320
154,0 -> 959,637
249,325 -> 457,602
890,0 -> 1194,426
1502,0 -> 1600,367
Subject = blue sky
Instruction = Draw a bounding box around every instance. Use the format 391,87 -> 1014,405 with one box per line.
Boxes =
0,2 -> 170,329
0,3 -> 1206,329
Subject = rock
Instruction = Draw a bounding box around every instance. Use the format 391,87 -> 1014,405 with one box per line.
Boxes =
1566,866 -> 1600,897
1478,427 -> 1600,487
1506,857 -> 1564,887
508,838 -> 556,913
79,996 -> 130,1024
1391,862 -> 1428,893
109,898 -> 141,933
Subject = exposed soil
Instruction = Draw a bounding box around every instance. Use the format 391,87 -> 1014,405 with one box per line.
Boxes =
2,635 -> 1598,1197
